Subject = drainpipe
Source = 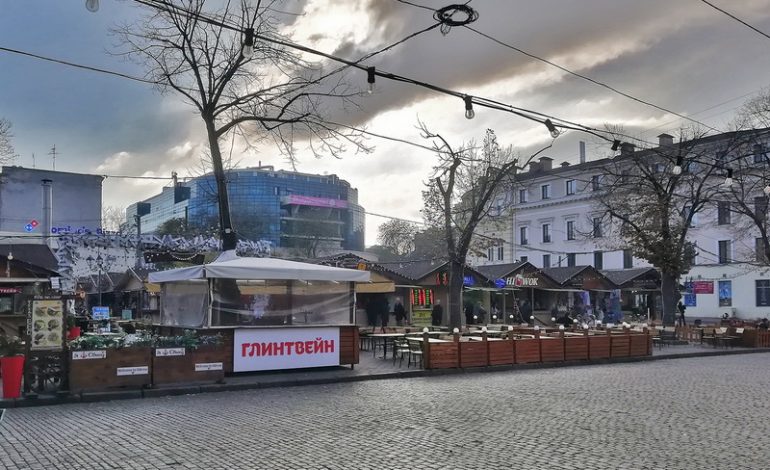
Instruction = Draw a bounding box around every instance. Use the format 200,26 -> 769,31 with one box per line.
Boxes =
41,179 -> 53,248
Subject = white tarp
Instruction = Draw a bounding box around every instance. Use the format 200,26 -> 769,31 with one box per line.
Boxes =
149,251 -> 370,283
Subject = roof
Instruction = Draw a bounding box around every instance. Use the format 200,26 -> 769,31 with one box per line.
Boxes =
541,266 -> 593,285
0,244 -> 58,273
474,261 -> 527,281
149,251 -> 370,283
315,253 -> 414,285
601,267 -> 659,286
386,259 -> 449,281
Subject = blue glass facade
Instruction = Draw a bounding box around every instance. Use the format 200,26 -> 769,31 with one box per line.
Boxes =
132,167 -> 364,251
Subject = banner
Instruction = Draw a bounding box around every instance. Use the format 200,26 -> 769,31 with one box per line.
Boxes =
718,280 -> 732,307
234,327 -> 340,372
692,281 -> 714,294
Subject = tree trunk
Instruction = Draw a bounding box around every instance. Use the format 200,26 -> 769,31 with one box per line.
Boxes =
660,271 -> 678,326
448,259 -> 464,331
205,119 -> 237,251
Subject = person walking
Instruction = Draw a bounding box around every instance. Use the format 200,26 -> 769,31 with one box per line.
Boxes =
378,296 -> 390,332
393,297 -> 406,326
431,299 -> 444,326
677,300 -> 687,327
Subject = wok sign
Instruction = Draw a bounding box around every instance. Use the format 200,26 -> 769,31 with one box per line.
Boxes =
233,327 -> 340,372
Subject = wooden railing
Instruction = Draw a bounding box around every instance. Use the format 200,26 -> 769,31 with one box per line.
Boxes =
423,328 -> 652,370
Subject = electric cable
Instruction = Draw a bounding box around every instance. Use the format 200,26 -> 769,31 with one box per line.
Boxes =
699,0 -> 770,42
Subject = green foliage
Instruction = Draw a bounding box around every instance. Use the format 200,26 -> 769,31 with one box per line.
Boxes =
0,334 -> 24,357
67,330 -> 222,350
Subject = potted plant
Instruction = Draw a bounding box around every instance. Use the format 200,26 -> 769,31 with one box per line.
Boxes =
152,330 -> 226,385
66,316 -> 81,341
0,334 -> 25,399
67,332 -> 154,393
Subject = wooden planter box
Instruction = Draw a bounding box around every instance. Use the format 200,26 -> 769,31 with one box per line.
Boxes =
488,340 -> 514,366
427,342 -> 458,369
564,336 -> 589,361
514,338 -> 540,364
629,334 -> 650,357
588,335 -> 610,360
69,347 -> 152,393
540,337 -> 565,362
459,341 -> 487,368
152,346 -> 227,386
610,334 -> 630,358
339,326 -> 360,366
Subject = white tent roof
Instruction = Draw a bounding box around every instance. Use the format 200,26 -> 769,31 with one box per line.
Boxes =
149,251 -> 371,283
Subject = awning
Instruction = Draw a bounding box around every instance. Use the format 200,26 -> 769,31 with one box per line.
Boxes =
356,282 -> 395,293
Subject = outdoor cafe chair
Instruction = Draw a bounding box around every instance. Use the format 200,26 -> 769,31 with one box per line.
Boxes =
407,338 -> 424,368
393,338 -> 411,367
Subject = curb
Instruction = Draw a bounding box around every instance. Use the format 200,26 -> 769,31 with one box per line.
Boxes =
4,348 -> 770,408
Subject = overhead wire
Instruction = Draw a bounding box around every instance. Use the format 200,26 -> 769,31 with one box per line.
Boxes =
698,0 -> 770,42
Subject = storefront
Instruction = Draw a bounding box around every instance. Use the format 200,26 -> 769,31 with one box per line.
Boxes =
476,261 -> 559,323
148,251 -> 370,373
541,266 -> 617,321
602,267 -> 661,322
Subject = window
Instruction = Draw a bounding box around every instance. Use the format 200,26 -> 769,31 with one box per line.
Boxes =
756,280 -> 770,307
520,256 -> 528,263
718,240 -> 731,264
566,220 -> 575,240
591,175 -> 601,191
520,226 -> 529,245
757,238 -> 767,263
541,184 -> 551,200
519,189 -> 528,203
593,251 -> 603,270
753,144 -> 766,164
497,246 -> 504,261
543,254 -> 551,268
566,253 -> 576,267
717,201 -> 731,225
487,247 -> 494,260
755,197 -> 768,223
542,224 -> 551,243
592,217 -> 603,238
566,180 -> 576,195
623,249 -> 633,269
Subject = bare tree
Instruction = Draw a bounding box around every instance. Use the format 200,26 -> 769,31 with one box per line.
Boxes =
102,205 -> 127,232
113,0 -> 365,250
593,129 -> 743,325
420,125 -> 545,330
0,118 -> 17,164
377,219 -> 418,257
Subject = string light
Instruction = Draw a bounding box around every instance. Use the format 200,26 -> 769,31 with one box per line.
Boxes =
366,66 -> 375,94
241,27 -> 254,59
723,168 -> 733,187
672,155 -> 684,175
464,95 -> 475,119
544,119 -> 560,138
85,0 -> 99,12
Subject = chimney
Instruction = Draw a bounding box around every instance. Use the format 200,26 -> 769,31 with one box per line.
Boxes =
528,161 -> 541,173
41,179 -> 53,248
560,162 -> 570,167
657,133 -> 674,147
539,156 -> 553,171
620,142 -> 636,156
579,141 -> 586,164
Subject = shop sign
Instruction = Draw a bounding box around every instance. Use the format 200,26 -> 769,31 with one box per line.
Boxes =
506,274 -> 538,287
195,362 -> 223,372
234,327 -> 340,372
0,287 -> 21,294
29,299 -> 64,351
72,350 -> 107,360
494,279 -> 506,289
116,366 -> 149,376
155,348 -> 185,357
692,281 -> 714,294
92,306 -> 110,320
463,275 -> 474,286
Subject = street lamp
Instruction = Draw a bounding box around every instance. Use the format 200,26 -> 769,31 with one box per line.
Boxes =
86,254 -> 105,306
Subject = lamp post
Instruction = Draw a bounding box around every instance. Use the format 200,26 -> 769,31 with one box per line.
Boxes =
86,254 -> 105,306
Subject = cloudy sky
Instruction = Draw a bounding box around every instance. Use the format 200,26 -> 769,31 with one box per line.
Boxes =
2,0 -> 770,246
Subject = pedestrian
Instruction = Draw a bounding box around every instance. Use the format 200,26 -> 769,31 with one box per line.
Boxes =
379,296 -> 390,332
393,297 -> 406,326
464,301 -> 474,325
365,297 -> 377,329
677,300 -> 686,326
475,301 -> 487,325
431,299 -> 443,326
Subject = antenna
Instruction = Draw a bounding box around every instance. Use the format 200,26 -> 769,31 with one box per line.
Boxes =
31,153 -> 35,169
48,145 -> 60,171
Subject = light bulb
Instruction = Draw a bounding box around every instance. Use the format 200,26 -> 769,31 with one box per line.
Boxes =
366,67 -> 375,95
534,325 -> 540,331
6,252 -> 12,260
764,185 -> 770,195
529,315 -> 534,320
473,315 -> 478,320
508,325 -> 514,331
672,165 -> 682,175
492,315 -> 497,320
582,323 -> 589,330
465,108 -> 475,119
422,327 -> 429,333
550,128 -> 560,139
558,325 -> 565,331
551,317 -> 556,322
85,0 -> 99,12
242,44 -> 254,59
509,314 -> 514,319
481,326 -> 488,333
452,327 -> 459,334
573,318 -> 578,324
464,96 -> 474,120
367,82 -> 374,94
242,27 -> 255,59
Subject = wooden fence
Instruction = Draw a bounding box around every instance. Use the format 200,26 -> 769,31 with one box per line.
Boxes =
423,329 -> 652,370
675,326 -> 770,348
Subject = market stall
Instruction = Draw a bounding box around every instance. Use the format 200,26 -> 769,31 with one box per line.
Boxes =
148,251 -> 370,373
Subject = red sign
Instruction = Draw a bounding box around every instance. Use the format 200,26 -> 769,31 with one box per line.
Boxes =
692,281 -> 714,294
0,287 -> 21,294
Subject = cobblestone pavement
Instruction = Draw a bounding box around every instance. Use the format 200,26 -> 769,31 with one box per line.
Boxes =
2,354 -> 770,469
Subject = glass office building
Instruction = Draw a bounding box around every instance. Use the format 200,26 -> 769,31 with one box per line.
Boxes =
128,166 -> 365,252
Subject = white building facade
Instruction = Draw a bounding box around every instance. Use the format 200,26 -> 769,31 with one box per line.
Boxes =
471,132 -> 770,321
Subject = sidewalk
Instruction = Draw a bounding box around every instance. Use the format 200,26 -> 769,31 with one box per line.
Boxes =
2,343 -> 768,408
